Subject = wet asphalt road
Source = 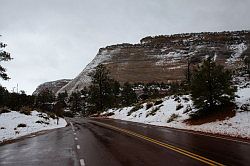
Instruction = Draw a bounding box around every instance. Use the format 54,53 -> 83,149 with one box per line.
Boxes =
0,118 -> 250,166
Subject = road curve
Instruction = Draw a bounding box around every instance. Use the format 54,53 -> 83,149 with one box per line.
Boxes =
0,118 -> 249,166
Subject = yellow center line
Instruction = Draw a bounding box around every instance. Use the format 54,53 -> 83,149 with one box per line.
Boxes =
90,120 -> 225,166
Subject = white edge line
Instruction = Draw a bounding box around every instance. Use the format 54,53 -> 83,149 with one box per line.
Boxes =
103,120 -> 250,145
80,159 -> 85,166
70,122 -> 75,131
163,126 -> 250,145
77,145 -> 80,149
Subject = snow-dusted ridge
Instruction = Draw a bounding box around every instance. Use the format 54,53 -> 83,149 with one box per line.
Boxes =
33,79 -> 72,95
57,49 -> 116,95
53,30 -> 250,95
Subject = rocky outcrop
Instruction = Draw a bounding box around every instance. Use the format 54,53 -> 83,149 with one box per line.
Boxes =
33,79 -> 72,95
57,30 -> 250,94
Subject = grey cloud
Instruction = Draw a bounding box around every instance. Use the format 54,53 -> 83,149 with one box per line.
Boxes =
0,0 -> 249,94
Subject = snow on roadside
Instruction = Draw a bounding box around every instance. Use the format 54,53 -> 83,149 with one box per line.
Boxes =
181,111 -> 250,138
106,95 -> 193,129
0,111 -> 67,143
105,87 -> 250,139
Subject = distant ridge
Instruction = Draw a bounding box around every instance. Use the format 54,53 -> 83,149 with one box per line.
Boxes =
33,79 -> 72,95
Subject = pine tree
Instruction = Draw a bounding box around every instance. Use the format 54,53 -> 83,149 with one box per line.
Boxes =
68,91 -> 82,114
191,57 -> 235,113
4,90 -> 34,111
53,102 -> 63,124
111,80 -> 120,97
0,37 -> 12,80
185,50 -> 202,84
121,82 -> 137,106
57,91 -> 68,108
109,80 -> 121,107
88,85 -> 100,114
35,89 -> 55,111
0,86 -> 9,107
88,64 -> 116,113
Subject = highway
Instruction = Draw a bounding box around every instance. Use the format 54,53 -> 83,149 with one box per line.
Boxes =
0,118 -> 249,166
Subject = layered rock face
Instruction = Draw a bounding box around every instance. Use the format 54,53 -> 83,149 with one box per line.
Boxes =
57,31 -> 250,94
33,79 -> 72,95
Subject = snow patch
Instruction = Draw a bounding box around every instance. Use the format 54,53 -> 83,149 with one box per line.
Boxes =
227,43 -> 247,63
153,52 -> 183,66
0,111 -> 67,142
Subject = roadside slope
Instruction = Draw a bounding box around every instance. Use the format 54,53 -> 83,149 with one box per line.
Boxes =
0,110 -> 67,143
104,85 -> 250,139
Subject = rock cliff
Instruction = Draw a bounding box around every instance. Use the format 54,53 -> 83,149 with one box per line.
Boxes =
55,31 -> 250,94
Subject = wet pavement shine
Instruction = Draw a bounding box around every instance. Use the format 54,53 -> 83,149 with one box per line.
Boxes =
0,118 -> 249,166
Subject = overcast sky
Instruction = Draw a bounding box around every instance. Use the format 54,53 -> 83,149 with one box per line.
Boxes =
0,0 -> 250,94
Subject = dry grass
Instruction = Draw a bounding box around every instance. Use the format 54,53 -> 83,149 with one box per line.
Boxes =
185,106 -> 236,125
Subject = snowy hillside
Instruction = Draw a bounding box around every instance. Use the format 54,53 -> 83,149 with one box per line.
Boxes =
57,48 -> 116,95
33,79 -> 72,95
104,86 -> 250,139
0,111 -> 67,143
